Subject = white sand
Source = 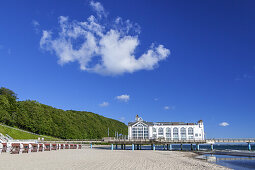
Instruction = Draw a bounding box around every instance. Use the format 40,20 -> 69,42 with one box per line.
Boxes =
0,147 -> 229,170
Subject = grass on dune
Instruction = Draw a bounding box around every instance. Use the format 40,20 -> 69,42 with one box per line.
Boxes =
0,124 -> 58,140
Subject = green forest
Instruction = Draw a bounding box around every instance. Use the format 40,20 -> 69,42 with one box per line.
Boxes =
0,87 -> 127,139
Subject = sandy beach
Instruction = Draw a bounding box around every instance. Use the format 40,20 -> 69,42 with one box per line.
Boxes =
0,146 -> 229,170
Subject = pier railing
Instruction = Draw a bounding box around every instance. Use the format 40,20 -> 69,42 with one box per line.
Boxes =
104,138 -> 207,144
206,138 -> 255,143
41,138 -> 255,144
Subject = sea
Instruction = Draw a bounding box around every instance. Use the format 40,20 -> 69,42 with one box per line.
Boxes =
99,144 -> 255,169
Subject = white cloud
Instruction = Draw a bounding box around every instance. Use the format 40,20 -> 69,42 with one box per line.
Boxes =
219,122 -> 229,127
164,106 -> 169,110
154,98 -> 158,101
90,1 -> 107,18
40,1 -> 170,76
99,101 -> 109,107
32,20 -> 39,27
164,106 -> 175,110
116,94 -> 130,102
32,20 -> 40,33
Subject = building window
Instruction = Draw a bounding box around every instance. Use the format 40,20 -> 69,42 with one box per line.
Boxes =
188,127 -> 194,140
180,127 -> 186,140
152,134 -> 157,139
188,127 -> 193,135
188,136 -> 194,139
153,128 -> 156,133
131,123 -> 149,139
166,127 -> 171,139
158,127 -> 164,136
144,127 -> 149,138
173,127 -> 179,140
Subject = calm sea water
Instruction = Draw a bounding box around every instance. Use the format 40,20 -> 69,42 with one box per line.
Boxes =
202,154 -> 255,170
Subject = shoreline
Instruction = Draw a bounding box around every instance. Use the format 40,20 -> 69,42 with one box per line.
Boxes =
0,146 -> 230,170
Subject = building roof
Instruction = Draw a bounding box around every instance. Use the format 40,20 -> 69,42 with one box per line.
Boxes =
128,121 -> 196,126
128,121 -> 153,126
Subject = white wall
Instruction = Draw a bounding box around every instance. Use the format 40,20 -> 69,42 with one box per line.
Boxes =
128,122 -> 205,140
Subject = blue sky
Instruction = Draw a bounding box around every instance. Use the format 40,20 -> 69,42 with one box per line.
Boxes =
0,0 -> 255,138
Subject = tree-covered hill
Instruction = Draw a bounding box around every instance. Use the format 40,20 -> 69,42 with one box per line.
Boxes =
0,87 -> 127,139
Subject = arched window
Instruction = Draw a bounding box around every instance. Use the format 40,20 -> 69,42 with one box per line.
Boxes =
181,127 -> 186,140
173,127 -> 178,139
158,127 -> 164,136
188,127 -> 193,135
132,123 -> 149,139
188,127 -> 194,139
166,127 -> 171,139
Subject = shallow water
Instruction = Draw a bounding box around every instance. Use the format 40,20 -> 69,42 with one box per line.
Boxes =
202,154 -> 255,170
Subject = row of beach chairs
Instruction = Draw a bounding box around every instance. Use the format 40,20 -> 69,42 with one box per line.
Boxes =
0,143 -> 82,154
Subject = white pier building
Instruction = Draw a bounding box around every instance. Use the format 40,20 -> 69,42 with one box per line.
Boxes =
128,115 -> 205,140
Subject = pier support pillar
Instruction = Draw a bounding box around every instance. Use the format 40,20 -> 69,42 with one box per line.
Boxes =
151,144 -> 153,150
111,144 -> 113,150
163,145 -> 165,150
132,144 -> 134,151
211,144 -> 214,151
121,144 -> 123,150
167,144 -> 169,150
90,143 -> 93,149
115,145 -> 118,150
139,145 -> 141,150
191,144 -> 193,151
248,143 -> 252,151
196,144 -> 200,151
137,144 -> 139,150
153,144 -> 156,151
180,144 -> 183,151
124,144 -> 126,150
169,144 -> 172,151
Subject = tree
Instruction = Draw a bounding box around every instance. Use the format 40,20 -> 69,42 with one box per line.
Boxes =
0,87 -> 17,100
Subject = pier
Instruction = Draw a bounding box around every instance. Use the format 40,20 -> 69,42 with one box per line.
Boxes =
40,138 -> 255,151
103,138 -> 255,151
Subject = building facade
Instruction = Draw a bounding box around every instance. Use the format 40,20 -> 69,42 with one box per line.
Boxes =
128,115 -> 205,140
